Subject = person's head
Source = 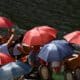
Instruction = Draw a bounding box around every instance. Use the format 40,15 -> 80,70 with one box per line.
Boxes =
50,61 -> 62,73
8,28 -> 15,34
22,43 -> 32,53
18,34 -> 24,43
31,45 -> 41,53
10,33 -> 24,48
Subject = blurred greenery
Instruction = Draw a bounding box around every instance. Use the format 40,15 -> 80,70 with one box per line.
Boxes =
0,0 -> 80,38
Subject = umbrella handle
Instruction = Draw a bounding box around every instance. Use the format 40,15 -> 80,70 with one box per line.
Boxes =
68,54 -> 79,61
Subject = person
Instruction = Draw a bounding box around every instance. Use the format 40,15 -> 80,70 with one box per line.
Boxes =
0,28 -> 15,44
23,45 -> 42,80
0,28 -> 15,55
11,34 -> 24,59
28,45 -> 41,67
50,61 -> 65,80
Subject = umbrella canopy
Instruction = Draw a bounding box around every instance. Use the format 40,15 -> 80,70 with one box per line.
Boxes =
22,26 -> 58,46
38,40 -> 74,62
64,31 -> 80,44
0,61 -> 32,80
0,53 -> 15,66
0,16 -> 14,28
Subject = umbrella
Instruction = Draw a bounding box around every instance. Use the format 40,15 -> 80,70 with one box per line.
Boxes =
0,53 -> 15,66
0,16 -> 14,28
22,26 -> 58,46
64,31 -> 80,44
38,40 -> 74,62
0,61 -> 32,80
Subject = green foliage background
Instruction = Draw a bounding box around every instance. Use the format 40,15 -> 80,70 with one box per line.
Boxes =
0,0 -> 80,37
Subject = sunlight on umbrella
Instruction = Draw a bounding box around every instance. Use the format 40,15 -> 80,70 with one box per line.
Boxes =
0,16 -> 14,28
64,31 -> 80,44
23,25 -> 58,46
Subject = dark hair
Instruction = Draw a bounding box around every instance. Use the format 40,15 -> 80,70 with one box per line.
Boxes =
16,34 -> 24,43
10,33 -> 24,47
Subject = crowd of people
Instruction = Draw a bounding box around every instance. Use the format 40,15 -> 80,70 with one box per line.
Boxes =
0,26 -> 80,80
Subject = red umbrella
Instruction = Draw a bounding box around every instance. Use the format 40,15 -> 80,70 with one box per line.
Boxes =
64,31 -> 80,44
0,16 -> 14,28
22,26 -> 58,46
0,53 -> 15,66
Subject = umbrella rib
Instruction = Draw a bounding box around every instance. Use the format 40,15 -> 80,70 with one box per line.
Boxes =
65,31 -> 80,42
36,27 -> 43,45
69,33 -> 79,41
53,43 -> 63,61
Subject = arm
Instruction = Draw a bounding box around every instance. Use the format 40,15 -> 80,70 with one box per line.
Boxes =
6,28 -> 15,47
6,34 -> 14,47
17,45 -> 29,55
